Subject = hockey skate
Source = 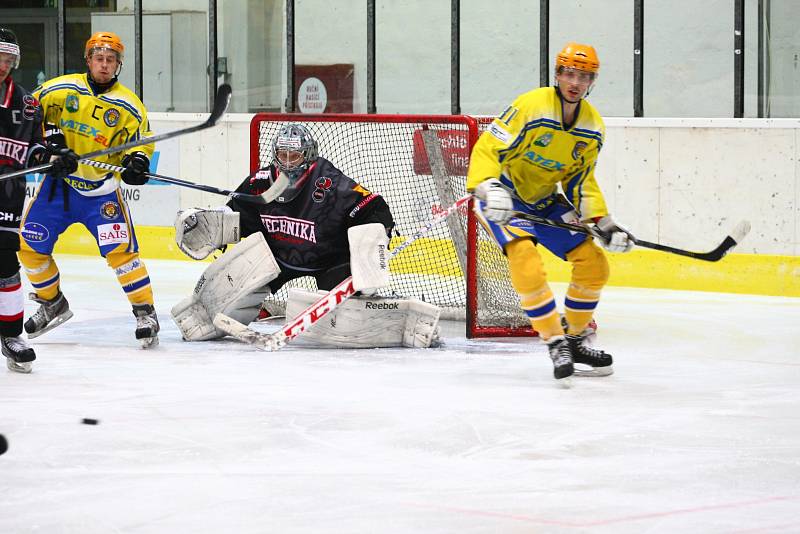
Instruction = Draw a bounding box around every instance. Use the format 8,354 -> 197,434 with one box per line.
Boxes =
546,335 -> 574,385
133,304 -> 160,349
24,291 -> 74,339
566,334 -> 613,377
2,336 -> 36,373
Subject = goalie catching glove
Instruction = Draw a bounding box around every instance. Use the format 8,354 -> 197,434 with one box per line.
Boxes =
174,206 -> 241,260
591,215 -> 635,253
474,178 -> 514,224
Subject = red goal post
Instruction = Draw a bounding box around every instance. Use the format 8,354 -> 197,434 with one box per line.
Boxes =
250,113 -> 533,338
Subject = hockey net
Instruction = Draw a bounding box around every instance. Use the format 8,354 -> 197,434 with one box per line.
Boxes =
250,113 -> 532,337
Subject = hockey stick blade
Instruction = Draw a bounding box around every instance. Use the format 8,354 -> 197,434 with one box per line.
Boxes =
207,83 -> 233,127
213,313 -> 287,351
259,172 -> 291,203
510,209 -> 750,263
0,84 -> 233,183
631,219 -> 751,262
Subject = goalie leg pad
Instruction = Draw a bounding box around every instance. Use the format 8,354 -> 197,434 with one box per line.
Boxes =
171,232 -> 279,341
285,288 -> 442,348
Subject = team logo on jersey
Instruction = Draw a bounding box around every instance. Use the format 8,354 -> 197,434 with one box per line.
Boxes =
349,193 -> 378,218
572,141 -> 588,160
488,123 -> 511,144
22,94 -> 39,120
103,108 -> 120,127
0,136 -> 27,164
100,201 -> 120,220
64,177 -> 102,191
21,222 -> 50,242
533,132 -> 553,147
97,222 -> 130,246
312,176 -> 333,203
523,149 -> 565,171
65,94 -> 79,113
260,215 -> 317,243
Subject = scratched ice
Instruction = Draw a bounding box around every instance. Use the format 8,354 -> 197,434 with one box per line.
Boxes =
1,255 -> 798,534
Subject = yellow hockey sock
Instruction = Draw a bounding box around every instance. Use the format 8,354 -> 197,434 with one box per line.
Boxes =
564,240 -> 609,335
506,239 -> 564,340
106,251 -> 154,307
18,246 -> 61,301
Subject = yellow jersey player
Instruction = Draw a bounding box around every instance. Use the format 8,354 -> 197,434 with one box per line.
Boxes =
468,42 -> 634,384
19,31 -> 160,348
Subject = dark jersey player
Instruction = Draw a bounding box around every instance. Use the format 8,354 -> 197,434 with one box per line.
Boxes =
0,28 -> 47,373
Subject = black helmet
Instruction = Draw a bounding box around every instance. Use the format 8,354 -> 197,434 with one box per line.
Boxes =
270,123 -> 319,203
0,28 -> 20,69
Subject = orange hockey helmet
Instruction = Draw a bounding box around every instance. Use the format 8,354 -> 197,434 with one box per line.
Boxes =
555,42 -> 599,74
84,31 -> 124,60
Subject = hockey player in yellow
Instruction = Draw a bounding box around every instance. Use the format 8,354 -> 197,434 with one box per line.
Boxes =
468,42 -> 634,383
19,31 -> 160,348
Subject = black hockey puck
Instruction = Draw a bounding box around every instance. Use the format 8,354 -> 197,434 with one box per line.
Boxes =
81,418 -> 99,425
0,434 -> 7,455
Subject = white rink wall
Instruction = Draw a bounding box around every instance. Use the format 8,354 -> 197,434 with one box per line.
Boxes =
149,113 -> 800,257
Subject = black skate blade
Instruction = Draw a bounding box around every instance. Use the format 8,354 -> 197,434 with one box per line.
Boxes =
573,364 -> 614,377
6,358 -> 32,373
26,310 -> 74,339
555,376 -> 573,388
140,336 -> 159,349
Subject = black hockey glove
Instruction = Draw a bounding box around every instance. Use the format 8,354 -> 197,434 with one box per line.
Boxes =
121,152 -> 150,186
47,146 -> 80,179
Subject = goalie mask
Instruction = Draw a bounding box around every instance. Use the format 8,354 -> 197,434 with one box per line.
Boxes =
0,28 -> 21,70
270,123 -> 318,203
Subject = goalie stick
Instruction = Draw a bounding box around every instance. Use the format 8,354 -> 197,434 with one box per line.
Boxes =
0,84 -> 233,182
81,158 -> 290,204
510,210 -> 751,262
213,194 -> 472,351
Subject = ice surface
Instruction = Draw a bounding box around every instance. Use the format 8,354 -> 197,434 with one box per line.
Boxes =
1,255 -> 799,534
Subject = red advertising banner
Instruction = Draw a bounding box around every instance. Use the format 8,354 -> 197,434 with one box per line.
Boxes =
411,128 -> 471,175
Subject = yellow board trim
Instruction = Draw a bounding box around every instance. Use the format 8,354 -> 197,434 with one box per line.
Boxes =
54,226 -> 800,297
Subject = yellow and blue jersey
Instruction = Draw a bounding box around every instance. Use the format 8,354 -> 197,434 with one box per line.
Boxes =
33,73 -> 153,196
467,87 -> 608,221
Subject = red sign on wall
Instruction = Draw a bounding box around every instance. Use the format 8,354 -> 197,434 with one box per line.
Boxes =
411,129 -> 471,176
295,64 -> 354,114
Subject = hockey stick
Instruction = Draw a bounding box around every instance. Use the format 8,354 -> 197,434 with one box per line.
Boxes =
213,194 -> 472,351
509,210 -> 751,262
0,84 -> 233,182
81,158 -> 290,204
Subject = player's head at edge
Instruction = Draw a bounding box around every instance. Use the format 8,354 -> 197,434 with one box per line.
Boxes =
554,42 -> 600,104
0,28 -> 21,85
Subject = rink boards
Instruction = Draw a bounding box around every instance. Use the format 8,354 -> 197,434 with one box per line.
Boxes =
51,223 -> 800,297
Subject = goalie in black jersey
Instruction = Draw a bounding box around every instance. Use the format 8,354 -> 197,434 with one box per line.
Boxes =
171,123 -> 442,349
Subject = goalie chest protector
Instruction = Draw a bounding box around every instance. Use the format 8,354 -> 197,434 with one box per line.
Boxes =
228,157 -> 392,272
